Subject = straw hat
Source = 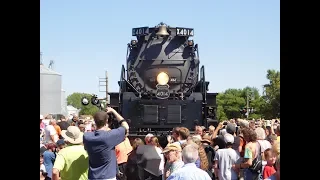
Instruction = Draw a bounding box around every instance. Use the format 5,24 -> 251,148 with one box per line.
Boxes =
201,134 -> 212,144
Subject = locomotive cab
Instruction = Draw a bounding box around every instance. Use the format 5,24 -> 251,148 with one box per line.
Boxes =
109,22 -> 218,135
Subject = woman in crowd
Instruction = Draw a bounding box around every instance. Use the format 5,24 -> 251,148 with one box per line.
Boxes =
149,137 -> 165,180
187,137 -> 210,172
238,127 -> 261,180
126,138 -> 145,180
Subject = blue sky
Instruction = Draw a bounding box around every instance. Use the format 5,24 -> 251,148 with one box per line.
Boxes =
40,0 -> 279,98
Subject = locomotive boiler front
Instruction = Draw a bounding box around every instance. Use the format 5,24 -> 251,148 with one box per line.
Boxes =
127,22 -> 200,99
109,22 -> 217,135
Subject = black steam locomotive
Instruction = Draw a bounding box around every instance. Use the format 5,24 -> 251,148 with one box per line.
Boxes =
107,22 -> 218,135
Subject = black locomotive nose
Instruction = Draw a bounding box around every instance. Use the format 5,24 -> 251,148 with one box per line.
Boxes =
107,23 -> 217,135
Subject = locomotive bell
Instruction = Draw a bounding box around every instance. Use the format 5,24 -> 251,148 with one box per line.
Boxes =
156,24 -> 169,36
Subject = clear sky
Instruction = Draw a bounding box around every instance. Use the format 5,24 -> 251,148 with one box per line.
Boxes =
40,0 -> 279,98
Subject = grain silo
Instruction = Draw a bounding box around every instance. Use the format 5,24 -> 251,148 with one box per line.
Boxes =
40,64 -> 62,115
61,89 -> 68,116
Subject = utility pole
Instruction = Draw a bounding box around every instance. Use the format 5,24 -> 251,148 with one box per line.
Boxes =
246,89 -> 254,119
246,91 -> 249,119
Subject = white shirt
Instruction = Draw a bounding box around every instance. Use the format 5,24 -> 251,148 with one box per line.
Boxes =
42,119 -> 50,127
44,125 -> 58,143
155,146 -> 165,175
40,164 -> 46,172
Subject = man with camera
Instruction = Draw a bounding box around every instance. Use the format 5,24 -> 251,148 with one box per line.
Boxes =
83,107 -> 129,180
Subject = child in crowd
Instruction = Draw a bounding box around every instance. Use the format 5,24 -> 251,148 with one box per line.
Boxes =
263,148 -> 277,179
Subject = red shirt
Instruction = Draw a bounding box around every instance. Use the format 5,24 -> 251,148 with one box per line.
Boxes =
263,165 -> 276,179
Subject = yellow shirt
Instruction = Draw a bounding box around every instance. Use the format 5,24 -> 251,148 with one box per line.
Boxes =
53,145 -> 89,180
277,136 -> 280,142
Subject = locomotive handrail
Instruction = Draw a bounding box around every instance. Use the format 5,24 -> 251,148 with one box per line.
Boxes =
200,65 -> 207,102
121,65 -> 126,80
118,65 -> 126,113
200,65 -> 208,127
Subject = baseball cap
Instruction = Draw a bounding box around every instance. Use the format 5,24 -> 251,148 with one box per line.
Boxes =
56,139 -> 65,146
226,123 -> 236,134
162,143 -> 182,153
224,133 -> 234,144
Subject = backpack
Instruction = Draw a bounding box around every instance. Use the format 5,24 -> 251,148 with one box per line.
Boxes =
249,141 -> 262,174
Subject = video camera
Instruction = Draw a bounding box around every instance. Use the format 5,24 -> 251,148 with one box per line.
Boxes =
82,94 -> 121,129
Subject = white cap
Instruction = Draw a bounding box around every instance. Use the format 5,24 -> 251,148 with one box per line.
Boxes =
40,114 -> 44,119
145,133 -> 154,138
220,129 -> 227,136
224,133 -> 234,144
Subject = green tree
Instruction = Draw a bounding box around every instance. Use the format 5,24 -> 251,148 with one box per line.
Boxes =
216,95 -> 227,121
67,92 -> 99,116
242,87 -> 265,119
262,69 -> 280,119
216,87 -> 266,120
217,89 -> 246,119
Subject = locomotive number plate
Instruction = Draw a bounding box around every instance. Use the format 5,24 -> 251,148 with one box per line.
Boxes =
132,27 -> 149,36
176,28 -> 194,36
156,84 -> 170,99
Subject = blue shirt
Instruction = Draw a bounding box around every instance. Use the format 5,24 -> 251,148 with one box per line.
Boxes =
83,127 -> 126,180
195,158 -> 200,168
43,151 -> 56,178
167,163 -> 211,180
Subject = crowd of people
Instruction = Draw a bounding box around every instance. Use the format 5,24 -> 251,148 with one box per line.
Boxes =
40,108 -> 280,180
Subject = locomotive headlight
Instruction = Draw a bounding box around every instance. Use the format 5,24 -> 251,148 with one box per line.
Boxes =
157,72 -> 169,85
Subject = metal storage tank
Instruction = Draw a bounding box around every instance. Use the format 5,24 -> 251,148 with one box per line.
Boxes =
61,89 -> 68,116
40,65 -> 62,115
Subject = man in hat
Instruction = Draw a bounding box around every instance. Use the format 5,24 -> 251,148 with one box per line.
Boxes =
55,139 -> 66,153
226,123 -> 242,155
213,134 -> 240,180
201,134 -> 215,177
83,107 -> 129,180
52,126 -> 88,180
211,121 -> 227,150
162,143 -> 184,179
